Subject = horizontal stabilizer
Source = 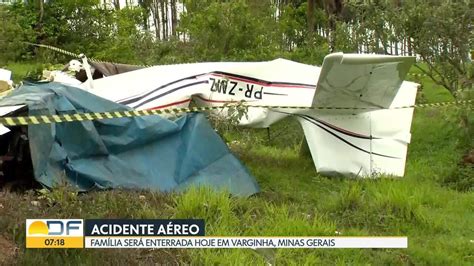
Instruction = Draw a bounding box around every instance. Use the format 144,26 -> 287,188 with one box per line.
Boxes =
313,53 -> 416,109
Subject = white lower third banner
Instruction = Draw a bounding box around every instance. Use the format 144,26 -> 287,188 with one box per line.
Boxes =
85,237 -> 407,249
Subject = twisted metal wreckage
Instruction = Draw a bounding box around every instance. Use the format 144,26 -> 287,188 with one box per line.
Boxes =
0,52 -> 420,193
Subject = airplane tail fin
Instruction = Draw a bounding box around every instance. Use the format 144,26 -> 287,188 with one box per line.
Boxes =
301,53 -> 418,177
299,80 -> 418,177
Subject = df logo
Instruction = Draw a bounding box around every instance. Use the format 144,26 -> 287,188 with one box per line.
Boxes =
27,219 -> 83,236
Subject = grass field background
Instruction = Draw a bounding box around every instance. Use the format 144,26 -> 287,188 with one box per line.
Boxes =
0,63 -> 472,265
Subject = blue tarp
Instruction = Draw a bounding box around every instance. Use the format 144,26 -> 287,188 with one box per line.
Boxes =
0,82 -> 259,196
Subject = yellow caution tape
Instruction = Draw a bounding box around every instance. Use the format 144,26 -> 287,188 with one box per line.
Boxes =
26,42 -> 81,58
407,73 -> 441,79
0,100 -> 471,127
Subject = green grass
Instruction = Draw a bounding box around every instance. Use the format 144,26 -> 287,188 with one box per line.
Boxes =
0,63 -> 472,265
2,62 -> 44,83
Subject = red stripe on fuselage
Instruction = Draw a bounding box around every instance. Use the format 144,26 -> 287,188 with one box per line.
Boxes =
210,73 -> 315,89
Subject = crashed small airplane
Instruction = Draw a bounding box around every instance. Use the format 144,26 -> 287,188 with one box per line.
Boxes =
1,52 -> 419,178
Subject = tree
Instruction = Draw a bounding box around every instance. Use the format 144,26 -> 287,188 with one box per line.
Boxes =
395,0 -> 473,97
307,0 -> 314,35
179,0 -> 280,61
0,4 -> 35,63
138,0 -> 152,30
113,0 -> 120,10
171,0 -> 178,37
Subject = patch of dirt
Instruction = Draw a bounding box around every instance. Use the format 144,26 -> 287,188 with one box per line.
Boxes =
462,149 -> 474,165
0,235 -> 18,265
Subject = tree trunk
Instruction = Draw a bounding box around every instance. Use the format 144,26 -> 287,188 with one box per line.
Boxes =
152,0 -> 161,40
113,0 -> 120,10
139,0 -> 151,30
307,0 -> 315,35
324,0 -> 343,52
160,0 -> 167,40
165,0 -> 169,39
171,0 -> 177,37
182,0 -> 186,41
36,0 -> 45,44
328,16 -> 336,52
38,0 -> 44,23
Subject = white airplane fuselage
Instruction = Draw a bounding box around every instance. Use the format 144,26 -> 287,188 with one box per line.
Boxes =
47,53 -> 420,177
